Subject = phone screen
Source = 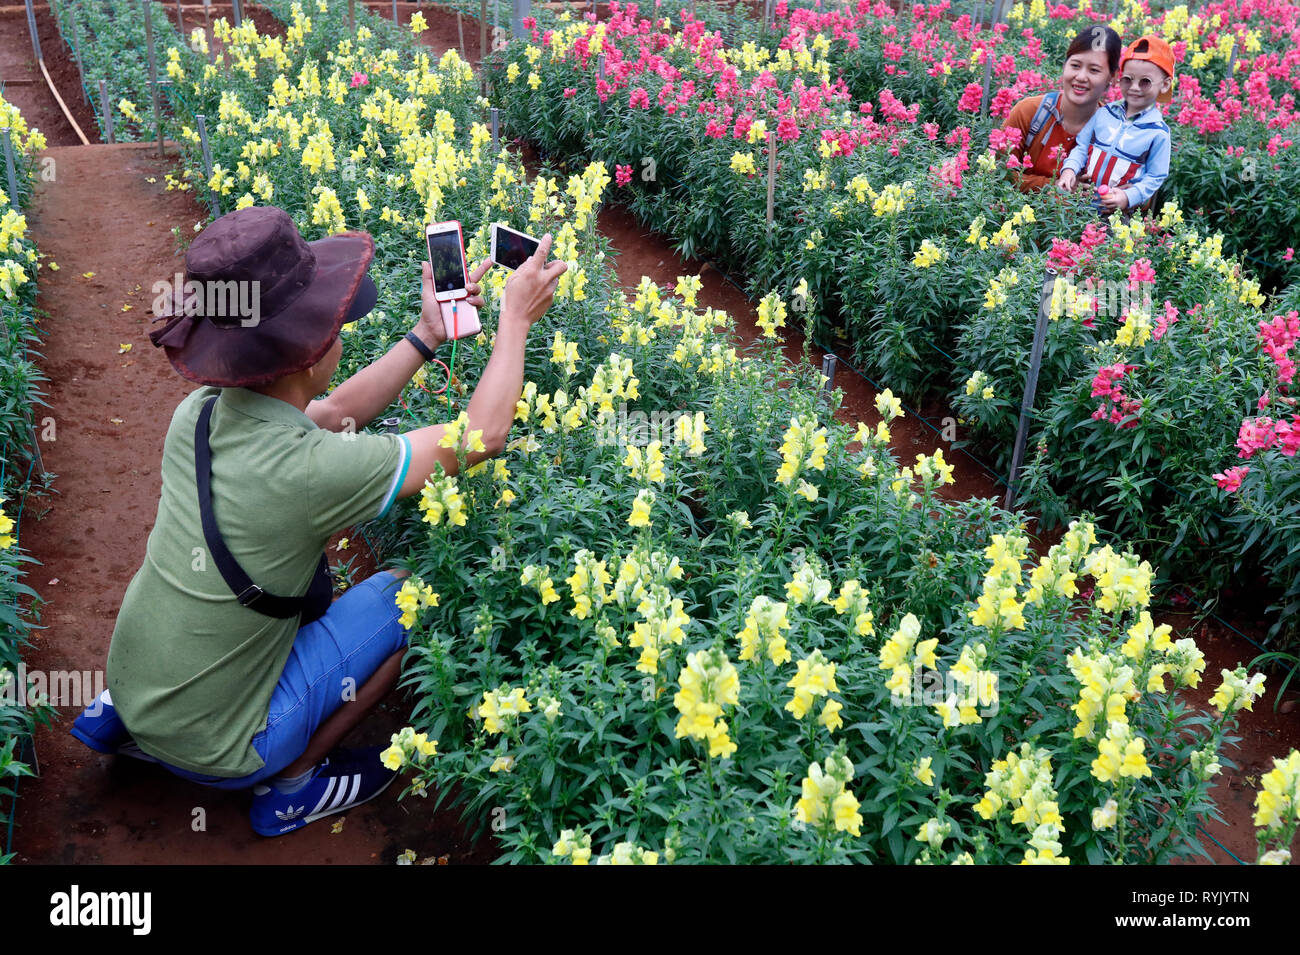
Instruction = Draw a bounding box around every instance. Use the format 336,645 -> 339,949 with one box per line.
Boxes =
495,225 -> 540,271
427,230 -> 467,293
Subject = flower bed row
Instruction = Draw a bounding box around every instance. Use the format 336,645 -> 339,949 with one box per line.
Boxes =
0,100 -> 54,866
48,0 -> 192,143
485,0 -> 1300,645
125,4 -> 1300,863
514,0 -> 1300,284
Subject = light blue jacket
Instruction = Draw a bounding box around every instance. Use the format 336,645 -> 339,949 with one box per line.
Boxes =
1063,101 -> 1171,209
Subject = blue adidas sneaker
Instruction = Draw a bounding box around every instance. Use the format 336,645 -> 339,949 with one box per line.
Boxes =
69,689 -> 159,763
250,746 -> 397,837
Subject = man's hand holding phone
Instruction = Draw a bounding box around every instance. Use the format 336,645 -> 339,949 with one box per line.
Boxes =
415,256 -> 491,349
500,233 -> 567,331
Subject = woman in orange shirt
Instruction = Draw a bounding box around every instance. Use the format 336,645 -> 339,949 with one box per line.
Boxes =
1002,26 -> 1123,191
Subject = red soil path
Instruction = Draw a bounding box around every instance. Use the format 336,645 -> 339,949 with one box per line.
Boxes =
2,1 -> 1293,867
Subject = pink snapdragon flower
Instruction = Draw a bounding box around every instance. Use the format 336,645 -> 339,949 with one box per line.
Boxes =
957,82 -> 984,113
1152,301 -> 1179,342
1212,465 -> 1250,492
1128,258 -> 1156,291
988,126 -> 1022,152
1236,416 -> 1278,458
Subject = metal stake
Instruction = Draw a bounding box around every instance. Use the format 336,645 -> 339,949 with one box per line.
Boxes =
458,10 -> 465,61
232,0 -> 242,27
597,53 -> 606,115
979,48 -> 994,118
23,0 -> 41,63
100,79 -> 115,144
349,0 -> 356,31
144,0 -> 165,157
490,107 -> 499,148
766,130 -> 776,232
1,128 -> 19,210
68,8 -> 90,106
196,113 -> 215,210
203,0 -> 214,64
1003,267 -> 1057,511
481,0 -> 489,95
820,353 -> 837,395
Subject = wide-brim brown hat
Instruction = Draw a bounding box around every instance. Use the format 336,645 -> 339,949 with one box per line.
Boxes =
149,205 -> 378,388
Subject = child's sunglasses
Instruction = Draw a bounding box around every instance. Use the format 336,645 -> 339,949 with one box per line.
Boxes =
1118,75 -> 1157,92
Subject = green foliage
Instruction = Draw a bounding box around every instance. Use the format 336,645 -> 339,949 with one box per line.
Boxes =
49,0 -> 190,143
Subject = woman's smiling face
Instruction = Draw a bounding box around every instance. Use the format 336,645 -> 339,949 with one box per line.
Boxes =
1062,47 -> 1114,108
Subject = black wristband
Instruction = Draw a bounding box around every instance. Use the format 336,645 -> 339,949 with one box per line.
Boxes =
404,330 -> 437,363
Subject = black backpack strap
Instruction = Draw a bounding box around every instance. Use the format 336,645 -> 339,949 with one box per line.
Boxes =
195,394 -> 317,619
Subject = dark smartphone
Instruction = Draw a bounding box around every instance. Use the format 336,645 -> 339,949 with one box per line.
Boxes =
425,222 -> 469,296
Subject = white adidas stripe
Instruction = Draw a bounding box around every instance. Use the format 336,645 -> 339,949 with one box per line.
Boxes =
335,775 -> 361,811
311,777 -> 339,816
306,774 -> 361,820
330,774 -> 356,810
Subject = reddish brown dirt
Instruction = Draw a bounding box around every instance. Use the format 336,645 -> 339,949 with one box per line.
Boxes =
160,1 -> 286,54
11,142 -> 492,865
401,1 -> 492,67
1175,614 -> 1300,864
0,6 -> 102,146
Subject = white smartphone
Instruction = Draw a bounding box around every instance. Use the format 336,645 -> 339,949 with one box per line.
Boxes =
490,222 -> 541,271
425,220 -> 481,340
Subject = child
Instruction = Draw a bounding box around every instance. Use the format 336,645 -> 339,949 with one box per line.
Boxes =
1058,35 -> 1174,213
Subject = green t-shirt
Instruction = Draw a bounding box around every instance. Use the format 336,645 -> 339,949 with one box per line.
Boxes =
106,386 -> 412,777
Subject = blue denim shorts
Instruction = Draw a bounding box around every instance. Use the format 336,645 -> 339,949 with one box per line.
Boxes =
158,570 -> 411,790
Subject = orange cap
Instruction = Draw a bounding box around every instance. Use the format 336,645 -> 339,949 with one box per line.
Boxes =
1119,35 -> 1176,103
